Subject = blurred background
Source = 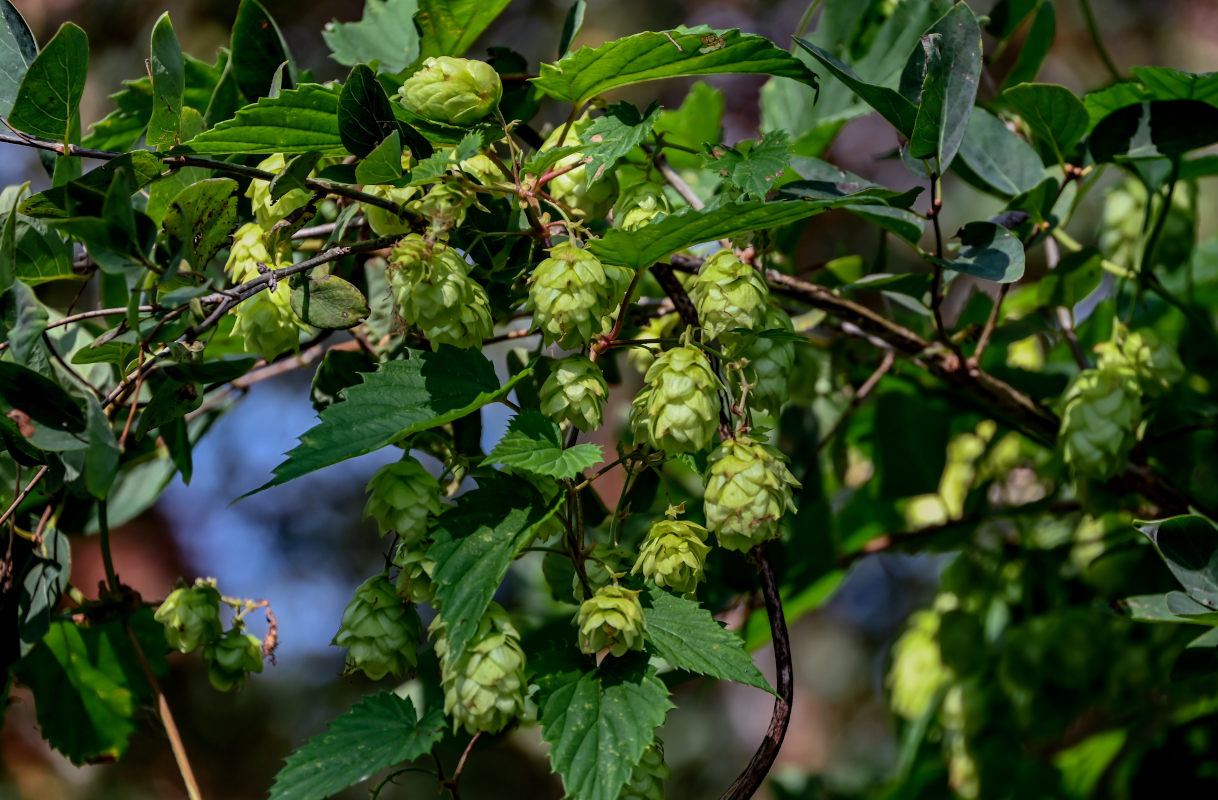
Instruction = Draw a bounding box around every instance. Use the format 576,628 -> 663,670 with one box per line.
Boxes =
1,0 -> 1216,798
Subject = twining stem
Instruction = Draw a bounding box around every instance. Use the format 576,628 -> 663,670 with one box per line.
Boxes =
1077,0 -> 1123,82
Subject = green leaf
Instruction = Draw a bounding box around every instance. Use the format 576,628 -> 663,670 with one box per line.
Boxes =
558,0 -> 587,58
849,204 -> 926,245
578,101 -> 661,187
230,0 -> 295,101
147,13 -> 184,149
18,527 -> 70,655
784,156 -> 922,208
19,151 -> 164,220
641,586 -> 773,694
161,178 -> 239,268
540,656 -> 673,800
339,64 -> 431,160
1000,0 -> 1054,89
1002,83 -> 1088,164
793,37 -> 917,137
0,0 -> 38,118
406,129 -> 484,184
430,473 -> 559,658
289,274 -> 369,329
8,22 -> 88,144
932,221 -> 1026,283
85,396 -> 119,499
6,280 -> 48,363
702,131 -> 792,200
985,0 -> 1038,40
587,200 -> 831,270
654,81 -> 722,169
535,26 -> 818,106
322,0 -> 421,74
178,84 -> 345,155
416,0 -> 512,59
908,4 -> 982,170
483,411 -> 603,479
84,79 -> 152,151
0,212 -> 72,286
1089,100 -> 1218,163
0,360 -> 85,433
1122,593 -> 1197,623
268,694 -> 446,800
256,347 -> 532,492
1137,515 -> 1218,609
1130,66 -> 1218,106
955,107 -> 1045,198
354,131 -> 404,185
135,378 -> 200,438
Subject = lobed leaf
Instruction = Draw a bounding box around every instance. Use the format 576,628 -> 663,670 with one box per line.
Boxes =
323,0 -> 422,74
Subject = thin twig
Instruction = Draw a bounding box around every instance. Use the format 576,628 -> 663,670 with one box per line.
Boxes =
1078,0 -> 1123,82
0,465 -> 49,527
970,284 -> 1010,369
647,146 -> 704,210
815,351 -> 895,455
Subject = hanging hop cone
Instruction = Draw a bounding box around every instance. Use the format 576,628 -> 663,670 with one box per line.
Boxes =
630,517 -> 711,595
577,585 -> 646,657
1095,327 -> 1185,396
224,222 -> 273,283
540,356 -> 609,431
364,455 -> 443,545
408,181 -> 472,238
203,629 -> 264,692
704,435 -> 800,552
733,306 -> 796,414
629,343 -> 720,454
362,183 -> 419,237
433,602 -> 528,734
887,609 -> 950,721
154,579 -> 222,654
332,575 -> 423,680
1059,368 -> 1142,480
618,743 -> 671,800
539,116 -> 618,219
613,181 -> 670,231
391,236 -> 493,350
231,285 -> 309,361
527,241 -> 617,349
392,544 -> 436,605
246,153 -> 312,228
395,56 -> 503,125
690,249 -> 769,341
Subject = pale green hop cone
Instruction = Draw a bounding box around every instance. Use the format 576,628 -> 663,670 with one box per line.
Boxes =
734,306 -> 796,414
630,518 -> 711,594
613,181 -> 670,231
691,249 -> 769,341
1096,327 -> 1185,396
540,356 -> 609,431
704,436 -> 800,552
395,56 -> 502,125
630,343 -> 720,454
577,585 -> 646,657
203,629 -> 264,692
154,580 -> 222,654
433,602 -> 528,734
363,455 -> 443,544
332,575 -> 422,680
618,744 -> 671,800
1058,368 -> 1142,480
527,241 -> 616,349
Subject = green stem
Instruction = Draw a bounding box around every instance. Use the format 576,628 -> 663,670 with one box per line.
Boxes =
1078,0 -> 1123,82
98,501 -> 119,594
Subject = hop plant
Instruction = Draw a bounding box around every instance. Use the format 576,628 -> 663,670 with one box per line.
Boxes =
203,629 -> 264,692
154,579 -> 222,654
1059,368 -> 1142,480
388,233 -> 438,285
247,153 -> 312,228
231,284 -> 309,361
1095,327 -> 1185,396
618,744 -> 670,800
704,435 -> 800,552
577,585 -> 646,657
363,455 -> 443,544
539,117 -> 618,219
225,222 -> 275,283
527,242 -> 616,349
362,184 -> 418,237
887,609 -> 950,721
613,181 -> 670,230
392,239 -> 493,349
691,249 -> 769,341
392,544 -> 436,605
332,575 -> 423,680
1099,176 -> 1196,272
433,603 -> 527,734
630,343 -> 720,454
733,306 -> 796,414
408,181 -> 472,238
395,56 -> 503,125
540,356 -> 609,431
630,514 -> 711,594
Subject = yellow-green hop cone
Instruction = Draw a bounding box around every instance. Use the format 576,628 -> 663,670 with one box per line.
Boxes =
618,744 -> 670,800
540,356 -> 608,431
1059,368 -> 1142,480
691,249 -> 769,341
388,233 -> 440,286
433,602 -> 527,734
203,630 -> 264,692
735,307 -> 795,414
363,455 -> 443,544
1096,328 -> 1185,396
704,436 -> 800,552
527,242 -> 616,349
247,153 -> 312,228
154,580 -> 222,654
392,545 -> 436,605
392,243 -> 492,350
332,575 -> 422,680
225,222 -> 275,283
887,609 -> 950,721
231,284 -> 308,361
630,344 -> 720,454
396,56 -> 502,125
630,518 -> 711,594
613,181 -> 670,230
362,184 -> 419,237
577,585 -> 646,657
408,181 -> 471,238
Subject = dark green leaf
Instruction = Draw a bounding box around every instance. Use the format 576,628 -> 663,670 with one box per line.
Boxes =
135,378 -> 200,438
793,37 -> 917,137
310,348 -> 376,412
322,0 -> 422,74
1090,100 -> 1218,162
256,347 -> 532,492
8,22 -> 88,143
1137,515 -> 1218,609
19,151 -> 163,220
985,0 -> 1038,40
908,4 -> 982,170
84,396 -> 118,499
161,416 -> 192,483
339,64 -> 432,160
6,280 -> 48,363
83,79 -> 152,151
1000,0 -> 1055,89
230,0 -> 294,101
483,411 -> 603,479
932,221 -> 1026,283
703,131 -> 792,200
269,152 -> 321,203
161,178 -> 239,268
0,361 -> 84,432
558,0 -> 587,58
874,387 -> 948,498
578,102 -> 662,187
161,357 -> 258,384
1122,593 -> 1197,623
18,527 -> 71,655
147,13 -> 184,149
0,213 -> 73,286
289,274 -> 369,329
0,0 -> 38,118
784,156 -> 922,208
536,26 -> 818,106
178,84 -> 346,155
416,0 -> 512,59
1130,66 -> 1218,106
955,107 -> 1045,198
642,586 -> 773,693
1002,83 -> 1088,163
850,205 -> 926,245
268,694 -> 446,800
354,131 -> 404,185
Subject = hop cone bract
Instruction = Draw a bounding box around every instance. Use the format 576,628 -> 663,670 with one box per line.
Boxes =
1059,368 -> 1141,480
613,181 -> 670,230
735,306 -> 795,414
618,744 -> 670,800
528,242 -> 615,349
247,153 -> 311,228
630,518 -> 711,594
704,436 -> 800,551
231,284 -> 308,361
1095,328 -> 1184,396
691,249 -> 769,340
395,56 -> 502,125
364,455 -> 443,544
203,630 -> 263,692
392,544 -> 436,605
362,184 -> 418,237
332,575 -> 422,680
391,238 -> 492,350
154,580 -> 222,654
433,602 -> 527,734
577,585 -> 646,657
540,356 -> 609,431
630,344 -> 720,454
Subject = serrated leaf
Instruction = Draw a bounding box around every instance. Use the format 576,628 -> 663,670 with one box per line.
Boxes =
161,178 -> 238,268
483,411 -> 603,479
793,37 -> 917,137
703,131 -> 792,199
540,655 -> 673,800
416,0 -> 512,59
268,694 -> 446,800
535,25 -> 817,106
230,0 -> 295,101
578,102 -> 661,187
642,585 -> 773,694
289,274 -> 369,329
0,0 -> 38,119
1137,515 -> 1218,609
147,13 -> 184,149
323,0 -> 421,74
430,473 -> 559,658
1002,83 -> 1088,164
587,200 -> 829,269
256,347 -> 532,492
8,22 -> 88,144
908,4 -> 981,170
177,84 -> 345,155
404,129 -> 485,185
18,527 -> 71,655
931,221 -> 1025,283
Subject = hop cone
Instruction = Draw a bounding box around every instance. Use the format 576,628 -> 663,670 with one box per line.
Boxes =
364,455 -> 443,544
392,544 -> 436,605
395,56 -> 502,125
388,233 -> 438,286
247,153 -> 312,228
392,240 -> 493,350
887,609 -> 949,721
704,436 -> 800,552
154,580 -> 222,654
362,184 -> 418,237
691,249 -> 769,340
203,629 -> 263,692
618,744 -> 670,800
408,181 -> 471,238
433,602 -> 527,734
630,344 -> 720,454
540,356 -> 609,431
1059,368 -> 1141,480
630,518 -> 711,594
231,284 -> 308,361
613,182 -> 670,231
577,585 -> 646,657
540,117 -> 617,219
735,306 -> 795,414
459,153 -> 501,185
1099,177 -> 1195,271
528,242 -> 615,349
1096,328 -> 1184,396
332,575 -> 422,680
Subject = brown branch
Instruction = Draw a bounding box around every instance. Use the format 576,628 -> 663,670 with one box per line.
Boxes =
0,465 -> 49,527
970,284 -> 1010,369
